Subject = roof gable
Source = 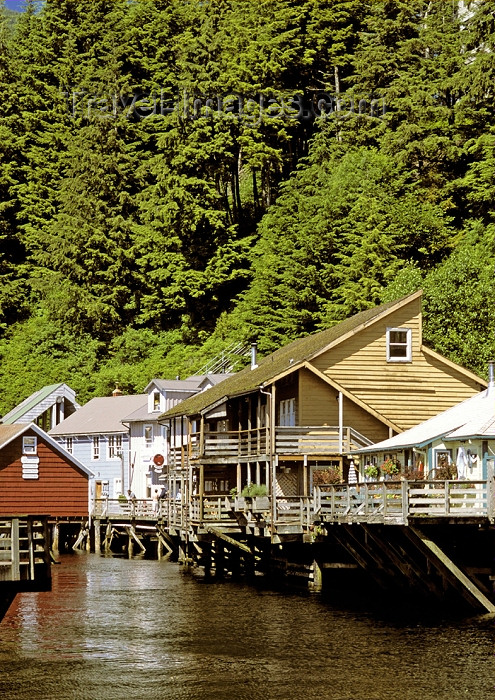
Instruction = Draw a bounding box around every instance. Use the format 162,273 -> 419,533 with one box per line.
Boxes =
162,292 -> 423,419
0,423 -> 94,477
2,383 -> 79,424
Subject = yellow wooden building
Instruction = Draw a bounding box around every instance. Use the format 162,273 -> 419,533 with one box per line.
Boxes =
161,291 -> 486,500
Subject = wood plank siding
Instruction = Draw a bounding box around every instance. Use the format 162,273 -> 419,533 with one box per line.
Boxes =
298,369 -> 390,443
0,433 -> 89,518
311,297 -> 483,430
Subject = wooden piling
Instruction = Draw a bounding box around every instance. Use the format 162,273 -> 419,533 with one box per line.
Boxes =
52,523 -> 59,554
94,520 -> 101,554
103,522 -> 112,553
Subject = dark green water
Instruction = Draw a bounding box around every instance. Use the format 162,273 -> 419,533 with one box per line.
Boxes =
1,553 -> 494,700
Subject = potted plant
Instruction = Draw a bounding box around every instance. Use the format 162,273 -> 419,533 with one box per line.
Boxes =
380,459 -> 400,479
364,464 -> 379,481
236,483 -> 269,512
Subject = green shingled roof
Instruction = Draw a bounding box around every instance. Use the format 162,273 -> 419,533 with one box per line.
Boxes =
161,294 -> 415,420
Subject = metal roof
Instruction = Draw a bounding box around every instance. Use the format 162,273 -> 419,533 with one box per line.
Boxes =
144,378 -> 204,392
355,388 -> 495,453
122,404 -> 157,423
1,383 -> 76,424
49,395 -> 147,436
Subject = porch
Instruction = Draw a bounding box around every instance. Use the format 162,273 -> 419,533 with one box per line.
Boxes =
172,425 -> 374,464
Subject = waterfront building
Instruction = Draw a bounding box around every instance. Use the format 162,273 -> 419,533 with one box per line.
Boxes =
122,376 -> 231,498
49,393 -> 147,500
161,291 -> 486,506
355,371 -> 495,481
0,422 -> 93,518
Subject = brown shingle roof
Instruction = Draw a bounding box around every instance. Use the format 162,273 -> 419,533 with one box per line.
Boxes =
161,294 -> 417,420
0,424 -> 27,449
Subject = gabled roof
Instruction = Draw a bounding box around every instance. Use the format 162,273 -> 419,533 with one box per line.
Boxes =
161,292 -> 424,420
49,395 -> 147,436
355,388 -> 495,453
0,423 -> 94,478
145,378 -> 203,393
123,404 -> 157,423
1,383 -> 78,424
193,373 -> 234,387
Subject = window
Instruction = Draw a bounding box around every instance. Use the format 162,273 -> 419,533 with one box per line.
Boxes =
387,328 -> 412,362
22,436 -> 37,454
66,437 -> 73,454
92,436 -> 100,460
144,425 -> 153,449
153,392 -> 161,412
108,435 -> 123,459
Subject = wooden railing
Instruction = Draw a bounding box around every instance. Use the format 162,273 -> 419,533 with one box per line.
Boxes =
315,480 -> 494,522
184,425 -> 372,461
91,480 -> 495,533
189,428 -> 268,459
0,516 -> 51,586
275,426 -> 373,454
92,498 -> 166,519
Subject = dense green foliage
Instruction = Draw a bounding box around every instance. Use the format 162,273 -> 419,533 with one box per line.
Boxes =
0,0 -> 494,413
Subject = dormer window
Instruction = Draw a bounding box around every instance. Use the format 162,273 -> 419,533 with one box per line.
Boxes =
153,391 -> 161,412
387,328 -> 412,362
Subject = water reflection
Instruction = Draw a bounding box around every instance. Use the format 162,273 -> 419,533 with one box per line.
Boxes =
1,553 -> 494,700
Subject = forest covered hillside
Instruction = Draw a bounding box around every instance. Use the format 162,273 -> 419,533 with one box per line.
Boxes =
0,0 -> 494,414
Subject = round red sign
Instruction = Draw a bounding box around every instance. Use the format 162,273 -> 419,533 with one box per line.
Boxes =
153,453 -> 164,466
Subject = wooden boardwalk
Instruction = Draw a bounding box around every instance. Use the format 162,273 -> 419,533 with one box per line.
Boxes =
91,479 -> 495,537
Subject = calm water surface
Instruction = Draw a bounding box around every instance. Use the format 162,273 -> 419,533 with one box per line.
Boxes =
1,553 -> 494,700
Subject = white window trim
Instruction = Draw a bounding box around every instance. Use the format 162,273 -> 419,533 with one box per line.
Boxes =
386,327 -> 412,363
107,435 -> 123,460
92,436 -> 100,460
22,436 -> 37,455
144,424 -> 153,449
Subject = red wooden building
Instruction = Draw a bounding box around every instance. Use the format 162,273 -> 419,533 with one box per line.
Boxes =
0,423 -> 93,518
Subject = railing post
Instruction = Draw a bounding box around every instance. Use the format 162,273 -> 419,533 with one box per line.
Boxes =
401,479 -> 408,523
445,481 -> 450,515
382,482 -> 387,516
26,517 -> 35,580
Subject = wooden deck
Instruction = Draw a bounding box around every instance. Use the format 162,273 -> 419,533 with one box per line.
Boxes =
91,479 -> 495,536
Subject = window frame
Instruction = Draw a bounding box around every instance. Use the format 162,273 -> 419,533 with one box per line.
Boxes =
92,436 -> 100,460
386,327 -> 412,363
108,434 -> 123,460
22,436 -> 37,455
144,424 -> 153,449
